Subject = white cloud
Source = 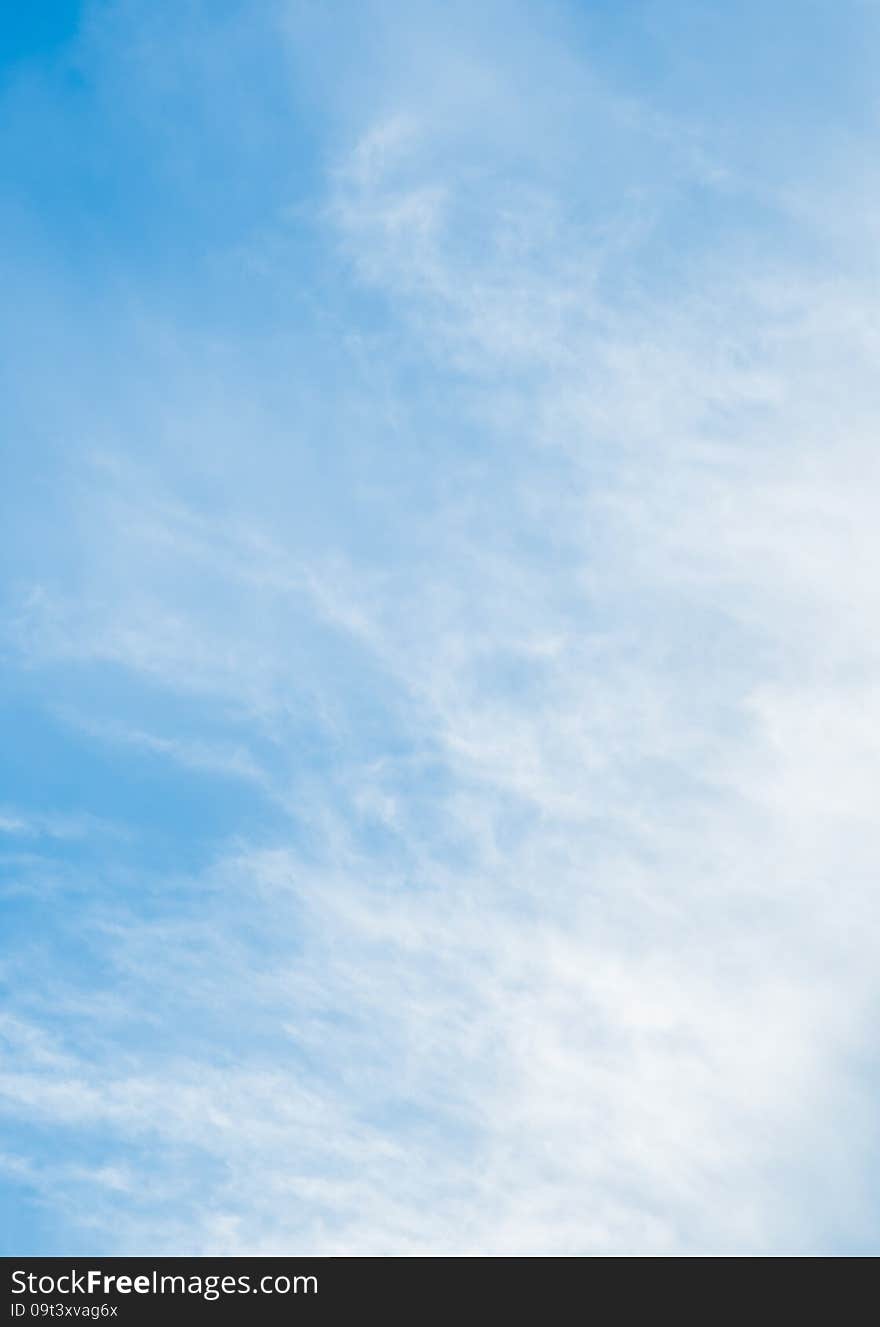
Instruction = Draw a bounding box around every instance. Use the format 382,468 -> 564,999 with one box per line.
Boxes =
3,0 -> 880,1257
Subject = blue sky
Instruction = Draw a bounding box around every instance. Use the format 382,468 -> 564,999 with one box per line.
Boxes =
2,0 -> 880,1256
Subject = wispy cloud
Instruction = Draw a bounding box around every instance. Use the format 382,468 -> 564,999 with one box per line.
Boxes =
2,0 -> 880,1256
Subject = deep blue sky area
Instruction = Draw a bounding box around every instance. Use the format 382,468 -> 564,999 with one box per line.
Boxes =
0,1 -> 82,69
